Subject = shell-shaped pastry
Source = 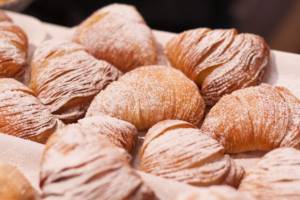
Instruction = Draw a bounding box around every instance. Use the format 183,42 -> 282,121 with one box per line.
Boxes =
139,120 -> 244,187
201,84 -> 300,153
30,40 -> 120,123
86,65 -> 205,131
239,148 -> 300,200
177,186 -> 255,200
0,21 -> 28,79
0,163 -> 38,200
41,124 -> 155,200
0,78 -> 58,143
73,3 -> 157,72
165,28 -> 269,105
77,114 -> 138,152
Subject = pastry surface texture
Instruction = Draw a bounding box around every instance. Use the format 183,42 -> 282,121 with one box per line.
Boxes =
73,3 -> 157,72
86,65 -> 205,130
0,78 -> 58,143
0,20 -> 28,79
30,40 -> 120,123
40,122 -> 154,200
201,84 -> 300,153
77,114 -> 138,152
239,148 -> 300,200
166,28 -> 270,105
139,120 -> 244,187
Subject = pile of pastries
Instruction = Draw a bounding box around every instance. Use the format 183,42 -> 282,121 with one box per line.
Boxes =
0,4 -> 300,200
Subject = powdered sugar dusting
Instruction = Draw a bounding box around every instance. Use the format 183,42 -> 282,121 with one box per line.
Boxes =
0,78 -> 57,143
166,28 -> 269,105
139,120 -> 243,187
201,84 -> 300,153
73,3 -> 157,72
0,22 -> 27,78
87,65 -> 205,130
30,40 -> 120,123
40,123 -> 154,199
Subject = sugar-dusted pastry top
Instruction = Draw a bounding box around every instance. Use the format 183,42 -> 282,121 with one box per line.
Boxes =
0,78 -> 58,143
73,3 -> 157,72
77,114 -> 138,152
0,163 -> 38,200
86,65 -> 205,130
166,28 -> 270,105
41,122 -> 155,200
0,21 -> 28,79
201,84 -> 300,153
239,148 -> 300,200
30,40 -> 120,123
139,120 -> 244,187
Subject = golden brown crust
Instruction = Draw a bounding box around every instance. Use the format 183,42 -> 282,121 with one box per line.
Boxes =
139,120 -> 244,187
77,114 -> 138,152
73,3 -> 157,72
30,40 -> 120,123
41,124 -> 155,200
0,78 -> 58,143
0,21 -> 28,79
201,84 -> 300,153
165,28 -> 269,105
86,65 -> 205,130
239,148 -> 300,200
0,163 -> 38,200
274,87 -> 300,148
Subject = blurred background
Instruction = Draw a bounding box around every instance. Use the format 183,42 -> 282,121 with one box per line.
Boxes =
5,0 -> 300,53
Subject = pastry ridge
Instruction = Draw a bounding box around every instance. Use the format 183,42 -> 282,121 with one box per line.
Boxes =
0,78 -> 58,143
78,114 -> 138,152
166,28 -> 269,105
139,120 -> 244,187
30,40 -> 120,123
239,148 -> 300,200
41,123 -> 155,200
73,3 -> 157,72
86,65 -> 205,130
201,84 -> 300,153
0,21 -> 28,79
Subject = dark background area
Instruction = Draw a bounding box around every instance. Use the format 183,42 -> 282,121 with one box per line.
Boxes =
21,0 -> 300,53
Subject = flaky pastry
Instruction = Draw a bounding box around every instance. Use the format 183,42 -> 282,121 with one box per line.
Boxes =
201,84 -> 300,153
239,148 -> 300,200
0,78 -> 58,143
139,120 -> 244,187
86,65 -> 205,130
0,21 -> 28,79
40,123 -> 154,200
77,114 -> 138,152
73,3 -> 157,72
165,28 -> 269,105
30,40 -> 120,123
